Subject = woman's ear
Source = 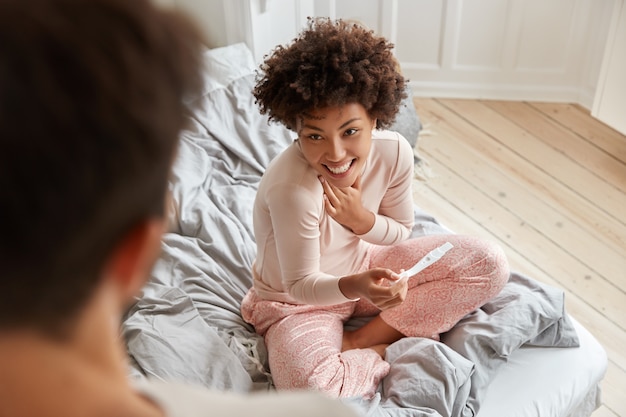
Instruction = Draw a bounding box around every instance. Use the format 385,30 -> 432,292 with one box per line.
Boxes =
101,218 -> 166,303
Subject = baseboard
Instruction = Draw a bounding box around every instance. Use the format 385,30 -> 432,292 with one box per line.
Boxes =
409,80 -> 594,108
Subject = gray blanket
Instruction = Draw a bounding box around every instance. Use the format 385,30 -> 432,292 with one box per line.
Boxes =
122,43 -> 579,417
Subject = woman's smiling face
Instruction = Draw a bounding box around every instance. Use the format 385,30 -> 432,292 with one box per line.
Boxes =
296,102 -> 376,188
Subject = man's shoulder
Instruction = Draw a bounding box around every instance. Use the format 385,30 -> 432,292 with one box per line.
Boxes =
134,379 -> 361,417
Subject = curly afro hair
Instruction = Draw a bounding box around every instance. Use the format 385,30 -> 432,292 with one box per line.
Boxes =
253,18 -> 407,131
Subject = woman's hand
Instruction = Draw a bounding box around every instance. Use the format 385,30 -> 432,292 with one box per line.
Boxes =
339,268 -> 408,310
319,175 -> 375,235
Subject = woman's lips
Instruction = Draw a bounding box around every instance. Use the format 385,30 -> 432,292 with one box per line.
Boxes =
325,159 -> 353,176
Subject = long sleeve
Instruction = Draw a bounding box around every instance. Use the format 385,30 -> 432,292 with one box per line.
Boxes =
265,182 -> 353,305
357,132 -> 414,245
252,143 -> 359,306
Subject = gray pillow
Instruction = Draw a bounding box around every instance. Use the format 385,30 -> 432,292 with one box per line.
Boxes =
389,86 -> 421,150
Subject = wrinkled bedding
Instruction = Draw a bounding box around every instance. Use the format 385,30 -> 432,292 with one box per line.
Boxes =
122,43 -> 591,417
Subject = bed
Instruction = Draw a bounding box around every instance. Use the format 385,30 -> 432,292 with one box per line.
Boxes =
122,43 -> 608,417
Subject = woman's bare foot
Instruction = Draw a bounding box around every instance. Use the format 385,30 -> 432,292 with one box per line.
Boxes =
342,316 -> 403,352
342,331 -> 390,359
342,330 -> 357,352
369,343 -> 389,358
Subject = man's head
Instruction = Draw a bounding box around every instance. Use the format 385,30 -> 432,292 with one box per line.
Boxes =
0,0 -> 204,337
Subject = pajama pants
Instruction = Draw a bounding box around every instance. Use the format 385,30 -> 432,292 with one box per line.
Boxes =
241,234 -> 509,399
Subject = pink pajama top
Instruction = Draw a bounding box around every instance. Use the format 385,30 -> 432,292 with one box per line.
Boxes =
252,130 -> 415,306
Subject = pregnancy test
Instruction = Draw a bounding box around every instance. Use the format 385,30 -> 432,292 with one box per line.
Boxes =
390,242 -> 454,290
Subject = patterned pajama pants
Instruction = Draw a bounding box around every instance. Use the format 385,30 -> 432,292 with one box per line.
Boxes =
241,234 -> 510,399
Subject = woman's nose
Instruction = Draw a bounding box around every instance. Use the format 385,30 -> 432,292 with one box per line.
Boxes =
326,137 -> 346,161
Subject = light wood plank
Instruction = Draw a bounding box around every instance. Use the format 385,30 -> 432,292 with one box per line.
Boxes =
601,364 -> 626,417
441,99 -> 626,225
529,102 -> 626,164
591,405 -> 619,417
413,99 -> 626,252
416,107 -> 624,288
482,100 -> 626,194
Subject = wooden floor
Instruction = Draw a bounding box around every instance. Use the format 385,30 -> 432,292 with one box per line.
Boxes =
411,98 -> 626,417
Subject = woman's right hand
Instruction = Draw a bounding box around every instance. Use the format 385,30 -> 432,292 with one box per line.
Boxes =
338,268 -> 408,310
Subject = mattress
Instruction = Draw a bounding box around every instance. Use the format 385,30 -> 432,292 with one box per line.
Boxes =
478,318 -> 606,417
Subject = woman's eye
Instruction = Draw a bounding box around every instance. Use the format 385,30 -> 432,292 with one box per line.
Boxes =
344,128 -> 358,136
308,134 -> 322,140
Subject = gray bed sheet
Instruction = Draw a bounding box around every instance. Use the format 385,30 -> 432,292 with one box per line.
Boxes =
122,44 -> 581,417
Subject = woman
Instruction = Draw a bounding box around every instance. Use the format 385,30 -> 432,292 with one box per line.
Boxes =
241,18 -> 509,399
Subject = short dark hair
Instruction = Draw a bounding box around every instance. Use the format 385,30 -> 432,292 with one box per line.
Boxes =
0,0 -> 204,335
253,18 -> 406,131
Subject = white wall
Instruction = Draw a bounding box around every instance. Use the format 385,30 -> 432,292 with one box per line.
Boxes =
313,0 -> 614,108
151,0 -> 230,48
592,0 -> 626,135
167,0 -> 616,109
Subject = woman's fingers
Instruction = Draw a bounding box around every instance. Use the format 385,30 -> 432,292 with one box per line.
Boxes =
356,268 -> 408,310
319,175 -> 351,208
369,283 -> 407,310
319,176 -> 338,203
375,296 -> 404,311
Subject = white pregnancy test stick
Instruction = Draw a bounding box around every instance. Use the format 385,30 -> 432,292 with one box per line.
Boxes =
390,242 -> 454,290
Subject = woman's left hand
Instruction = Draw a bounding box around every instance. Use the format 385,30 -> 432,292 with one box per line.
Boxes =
319,175 -> 375,234
338,268 -> 408,310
